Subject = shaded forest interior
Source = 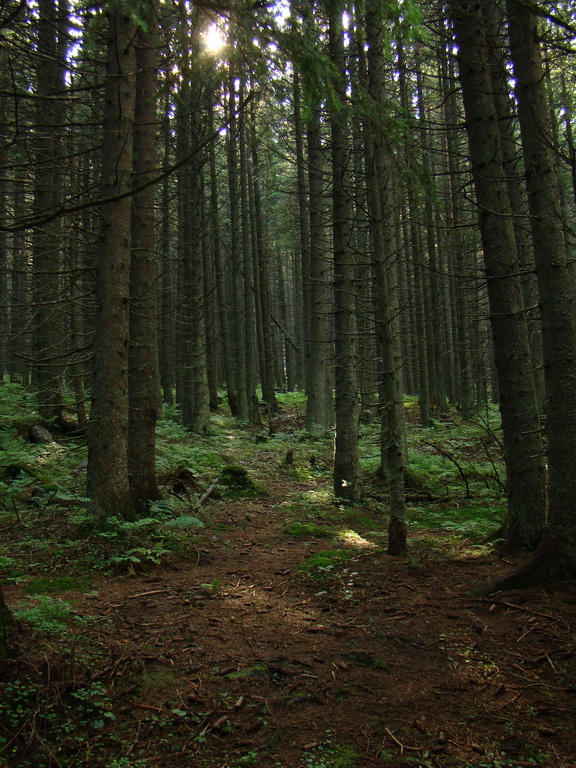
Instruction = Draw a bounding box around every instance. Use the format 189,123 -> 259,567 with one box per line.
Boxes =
1,390 -> 576,768
2,0 -> 576,764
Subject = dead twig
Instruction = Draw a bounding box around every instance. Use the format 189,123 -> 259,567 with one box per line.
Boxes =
382,727 -> 421,754
422,441 -> 471,498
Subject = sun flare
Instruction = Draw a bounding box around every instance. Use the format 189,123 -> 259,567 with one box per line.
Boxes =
203,23 -> 226,54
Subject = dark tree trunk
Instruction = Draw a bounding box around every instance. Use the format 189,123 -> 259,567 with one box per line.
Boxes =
329,0 -> 361,502
450,0 -> 546,552
32,0 -> 65,421
365,0 -> 407,554
86,10 -> 136,523
128,0 -> 161,511
159,97 -> 175,407
484,0 -> 576,588
209,106 -> 236,415
228,73 -> 250,422
305,102 -> 332,434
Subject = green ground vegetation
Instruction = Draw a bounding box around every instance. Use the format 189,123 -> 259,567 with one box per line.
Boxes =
0,383 -> 510,767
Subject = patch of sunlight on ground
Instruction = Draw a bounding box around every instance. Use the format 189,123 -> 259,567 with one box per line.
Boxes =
336,529 -> 379,549
37,444 -> 67,464
306,488 -> 332,502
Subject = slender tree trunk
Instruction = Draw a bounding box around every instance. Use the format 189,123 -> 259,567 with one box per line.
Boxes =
365,0 -> 406,553
160,98 -> 175,406
292,71 -> 310,391
128,0 -> 161,510
305,103 -> 332,433
32,0 -> 65,422
251,115 -> 277,414
8,180 -> 28,383
329,0 -> 361,502
239,81 -> 260,425
228,73 -> 250,421
442,51 -> 474,416
86,9 -> 136,522
209,107 -> 236,415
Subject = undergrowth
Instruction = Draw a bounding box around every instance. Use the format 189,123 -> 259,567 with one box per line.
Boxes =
0,385 -> 548,767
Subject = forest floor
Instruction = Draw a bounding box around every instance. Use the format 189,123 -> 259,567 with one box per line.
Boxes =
2,397 -> 576,768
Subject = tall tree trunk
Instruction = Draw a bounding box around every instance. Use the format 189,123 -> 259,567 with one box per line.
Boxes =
128,0 -> 161,511
329,0 -> 361,502
8,180 -> 29,383
239,81 -> 260,425
228,73 -> 250,421
292,71 -> 310,392
209,107 -> 236,415
86,9 -> 136,523
32,0 -> 65,422
159,98 -> 175,407
365,0 -> 407,553
450,0 -> 546,551
305,103 -> 332,434
486,1 -> 576,587
250,113 -> 277,414
481,0 -> 545,414
441,50 -> 474,416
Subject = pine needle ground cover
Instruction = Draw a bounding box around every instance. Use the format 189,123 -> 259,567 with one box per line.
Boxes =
1,393 -> 575,768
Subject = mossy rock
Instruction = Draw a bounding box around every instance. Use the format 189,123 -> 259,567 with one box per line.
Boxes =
218,465 -> 265,498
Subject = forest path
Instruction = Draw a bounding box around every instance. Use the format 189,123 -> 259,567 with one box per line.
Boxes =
66,461 -> 576,768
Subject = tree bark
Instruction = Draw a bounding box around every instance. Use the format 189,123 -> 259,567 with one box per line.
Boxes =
128,0 -> 161,511
329,0 -> 361,502
484,0 -> 576,587
86,9 -> 136,523
450,0 -> 547,551
32,0 -> 65,422
305,102 -> 332,434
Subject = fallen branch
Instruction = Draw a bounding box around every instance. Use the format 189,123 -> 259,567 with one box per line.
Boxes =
196,480 -> 217,508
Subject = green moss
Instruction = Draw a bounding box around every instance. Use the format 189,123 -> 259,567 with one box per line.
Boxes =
298,549 -> 354,581
25,575 -> 93,595
284,522 -> 335,538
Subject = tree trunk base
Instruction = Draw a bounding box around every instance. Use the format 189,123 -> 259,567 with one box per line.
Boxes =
388,518 -> 407,556
477,541 -> 576,595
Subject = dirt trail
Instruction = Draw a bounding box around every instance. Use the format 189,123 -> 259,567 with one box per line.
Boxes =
5,464 -> 576,768
62,469 -> 576,768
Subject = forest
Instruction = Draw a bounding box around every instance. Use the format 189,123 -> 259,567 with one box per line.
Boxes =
1,0 -> 576,765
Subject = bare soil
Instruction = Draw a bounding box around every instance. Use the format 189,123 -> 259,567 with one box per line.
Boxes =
3,456 -> 576,768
